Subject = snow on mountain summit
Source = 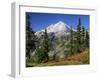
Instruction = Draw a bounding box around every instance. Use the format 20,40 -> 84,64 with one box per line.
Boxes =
47,21 -> 67,33
35,21 -> 70,35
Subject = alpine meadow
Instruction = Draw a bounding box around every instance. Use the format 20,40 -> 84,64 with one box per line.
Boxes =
26,12 -> 89,67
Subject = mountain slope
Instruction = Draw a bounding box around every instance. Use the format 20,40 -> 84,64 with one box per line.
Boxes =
32,21 -> 72,58
35,21 -> 71,38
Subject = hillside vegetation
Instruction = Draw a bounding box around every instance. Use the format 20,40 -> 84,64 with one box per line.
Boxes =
26,50 -> 89,67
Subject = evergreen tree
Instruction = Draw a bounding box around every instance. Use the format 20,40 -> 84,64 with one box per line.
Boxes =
70,26 -> 73,54
81,26 -> 85,51
85,30 -> 89,48
26,14 -> 36,59
42,29 -> 50,61
76,18 -> 82,53
34,46 -> 45,63
34,29 -> 51,63
81,26 -> 85,40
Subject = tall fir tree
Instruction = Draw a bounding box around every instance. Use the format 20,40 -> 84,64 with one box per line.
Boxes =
42,29 -> 50,61
34,29 -> 51,63
81,26 -> 85,51
70,26 -> 73,54
76,18 -> 82,53
26,14 -> 36,59
85,30 -> 89,48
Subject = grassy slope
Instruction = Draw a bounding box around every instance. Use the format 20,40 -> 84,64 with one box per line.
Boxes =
26,50 -> 89,67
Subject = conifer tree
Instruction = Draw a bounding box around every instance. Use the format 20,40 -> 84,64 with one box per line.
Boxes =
76,18 -> 82,53
85,30 -> 89,48
70,26 -> 73,54
42,29 -> 50,61
34,29 -> 51,63
81,26 -> 85,51
26,14 -> 36,59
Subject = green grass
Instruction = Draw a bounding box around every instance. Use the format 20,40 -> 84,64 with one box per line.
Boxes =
26,50 -> 89,67
26,60 -> 83,67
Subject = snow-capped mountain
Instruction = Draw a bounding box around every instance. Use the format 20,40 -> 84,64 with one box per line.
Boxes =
35,21 -> 71,37
46,21 -> 70,33
32,21 -> 72,57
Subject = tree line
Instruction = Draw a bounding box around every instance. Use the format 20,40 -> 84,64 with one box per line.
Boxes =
69,18 -> 89,55
26,14 -> 51,63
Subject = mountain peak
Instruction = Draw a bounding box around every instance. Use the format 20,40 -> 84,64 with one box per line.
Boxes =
46,21 -> 67,33
53,21 -> 67,32
55,21 -> 65,25
35,21 -> 71,36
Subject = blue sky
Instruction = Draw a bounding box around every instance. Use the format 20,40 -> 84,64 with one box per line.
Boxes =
26,12 -> 89,32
